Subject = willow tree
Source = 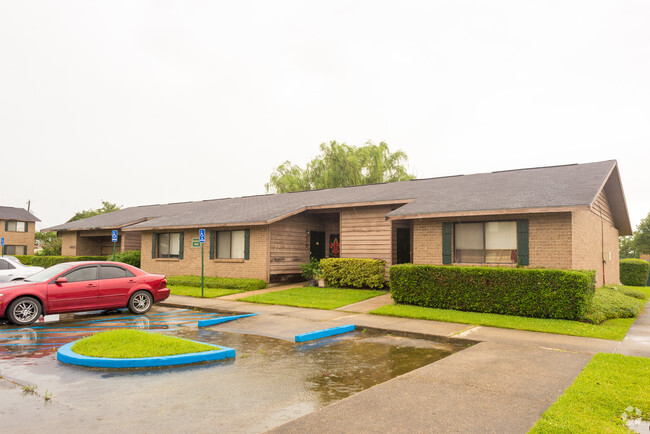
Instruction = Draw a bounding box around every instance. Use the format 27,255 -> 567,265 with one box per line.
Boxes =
265,141 -> 414,193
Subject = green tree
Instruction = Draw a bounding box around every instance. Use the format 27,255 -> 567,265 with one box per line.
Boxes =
619,235 -> 638,259
35,231 -> 62,256
265,141 -> 414,193
633,212 -> 650,255
68,201 -> 121,222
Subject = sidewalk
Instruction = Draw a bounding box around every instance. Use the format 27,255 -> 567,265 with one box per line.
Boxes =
160,293 -> 648,433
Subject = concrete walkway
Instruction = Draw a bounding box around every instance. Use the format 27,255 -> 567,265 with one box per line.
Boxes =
160,293 -> 649,433
615,300 -> 650,357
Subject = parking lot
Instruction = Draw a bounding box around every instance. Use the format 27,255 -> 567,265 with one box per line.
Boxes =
0,307 -> 460,433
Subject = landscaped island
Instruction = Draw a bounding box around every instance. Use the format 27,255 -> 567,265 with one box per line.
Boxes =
58,329 -> 235,368
71,329 -> 218,358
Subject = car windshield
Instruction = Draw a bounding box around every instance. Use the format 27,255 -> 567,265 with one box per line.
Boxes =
23,263 -> 75,283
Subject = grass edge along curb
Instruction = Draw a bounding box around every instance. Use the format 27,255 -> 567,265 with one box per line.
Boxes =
530,353 -> 650,432
369,304 -> 636,340
239,286 -> 387,310
167,275 -> 266,291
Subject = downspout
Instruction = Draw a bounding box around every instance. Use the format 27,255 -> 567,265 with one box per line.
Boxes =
600,204 -> 606,286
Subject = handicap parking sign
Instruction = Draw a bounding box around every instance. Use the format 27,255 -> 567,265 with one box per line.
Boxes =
199,229 -> 205,243
112,230 -> 118,243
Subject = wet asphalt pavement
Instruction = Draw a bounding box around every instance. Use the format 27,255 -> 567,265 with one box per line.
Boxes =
0,307 -> 464,433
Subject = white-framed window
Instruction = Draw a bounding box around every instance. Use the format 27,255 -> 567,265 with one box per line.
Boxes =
5,221 -> 27,232
217,230 -> 246,259
157,233 -> 182,258
454,221 -> 517,264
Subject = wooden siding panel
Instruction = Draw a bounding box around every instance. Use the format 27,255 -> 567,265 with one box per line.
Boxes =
591,190 -> 615,226
341,206 -> 392,266
269,213 -> 339,275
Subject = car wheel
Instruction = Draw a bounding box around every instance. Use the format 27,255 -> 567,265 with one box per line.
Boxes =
128,291 -> 153,315
7,297 -> 42,326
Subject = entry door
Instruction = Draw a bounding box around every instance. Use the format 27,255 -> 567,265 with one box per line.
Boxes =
396,228 -> 411,264
310,231 -> 326,260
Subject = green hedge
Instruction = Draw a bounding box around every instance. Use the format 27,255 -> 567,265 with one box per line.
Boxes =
620,259 -> 650,287
390,264 -> 596,320
15,255 -> 107,267
107,250 -> 141,268
167,275 -> 266,291
320,258 -> 386,289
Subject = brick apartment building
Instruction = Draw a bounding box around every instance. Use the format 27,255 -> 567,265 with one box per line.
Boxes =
46,160 -> 631,287
0,206 -> 40,255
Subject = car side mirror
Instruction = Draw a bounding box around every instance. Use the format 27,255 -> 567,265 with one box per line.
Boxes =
55,277 -> 68,284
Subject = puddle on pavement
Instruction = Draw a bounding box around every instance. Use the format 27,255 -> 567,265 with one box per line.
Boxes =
0,309 -> 471,433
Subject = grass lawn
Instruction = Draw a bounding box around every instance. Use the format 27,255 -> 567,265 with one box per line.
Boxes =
530,353 -> 650,432
72,329 -> 217,358
370,304 -> 635,340
239,287 -> 388,310
370,285 -> 650,341
169,285 -> 244,298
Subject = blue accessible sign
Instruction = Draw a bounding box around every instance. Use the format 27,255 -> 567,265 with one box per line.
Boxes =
1,237 -> 4,246
199,229 -> 205,243
111,230 -> 118,243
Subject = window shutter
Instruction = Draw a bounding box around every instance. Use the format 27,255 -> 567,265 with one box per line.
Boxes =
24,222 -> 29,232
209,231 -> 216,260
151,233 -> 157,259
4,221 -> 7,231
442,222 -> 452,265
178,233 -> 184,259
517,220 -> 529,266
244,229 -> 250,260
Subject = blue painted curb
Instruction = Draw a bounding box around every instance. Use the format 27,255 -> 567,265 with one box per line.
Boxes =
198,313 -> 258,327
57,340 -> 235,369
295,324 -> 355,343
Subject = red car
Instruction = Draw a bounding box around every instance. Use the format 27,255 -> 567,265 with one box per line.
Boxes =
0,261 -> 169,326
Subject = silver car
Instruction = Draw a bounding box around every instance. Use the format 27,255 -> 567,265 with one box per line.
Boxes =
0,256 -> 44,282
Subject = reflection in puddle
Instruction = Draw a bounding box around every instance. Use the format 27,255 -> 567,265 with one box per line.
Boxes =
0,310 -> 472,432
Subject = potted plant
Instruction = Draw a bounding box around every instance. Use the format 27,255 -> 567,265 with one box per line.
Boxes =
300,258 -> 322,287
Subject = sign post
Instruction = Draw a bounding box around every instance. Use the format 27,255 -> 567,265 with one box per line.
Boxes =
1,237 -> 4,256
199,229 -> 206,297
111,230 -> 118,261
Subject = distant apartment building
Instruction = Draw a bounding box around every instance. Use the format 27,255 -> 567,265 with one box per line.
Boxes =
0,206 -> 40,255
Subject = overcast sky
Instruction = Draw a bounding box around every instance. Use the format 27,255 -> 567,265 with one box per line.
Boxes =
1,1 -> 648,231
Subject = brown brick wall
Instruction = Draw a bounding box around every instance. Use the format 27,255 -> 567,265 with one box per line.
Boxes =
412,213 -> 573,269
140,227 -> 269,281
61,232 -> 78,255
0,220 -> 36,255
572,208 -> 620,287
413,219 -> 443,265
412,210 -> 620,286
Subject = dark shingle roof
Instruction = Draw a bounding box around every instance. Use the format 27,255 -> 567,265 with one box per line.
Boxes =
45,160 -> 629,232
0,206 -> 40,222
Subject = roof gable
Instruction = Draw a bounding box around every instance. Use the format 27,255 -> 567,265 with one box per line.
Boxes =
0,206 -> 40,222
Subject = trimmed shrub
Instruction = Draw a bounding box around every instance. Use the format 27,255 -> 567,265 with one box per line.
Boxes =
320,258 -> 386,289
108,250 -> 141,268
14,255 -> 107,268
390,264 -> 596,320
620,259 -> 650,287
167,275 -> 266,291
582,286 -> 646,324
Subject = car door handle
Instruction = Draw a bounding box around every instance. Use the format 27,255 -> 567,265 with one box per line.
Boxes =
128,280 -> 136,283
86,284 -> 97,288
